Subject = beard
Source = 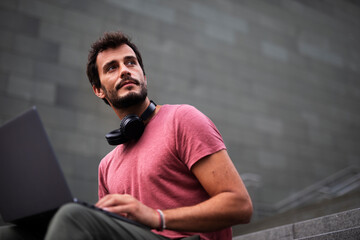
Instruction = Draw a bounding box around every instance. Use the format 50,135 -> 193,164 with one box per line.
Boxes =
102,81 -> 148,109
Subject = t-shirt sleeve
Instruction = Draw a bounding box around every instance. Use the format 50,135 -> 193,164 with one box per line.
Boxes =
174,105 -> 226,169
98,159 -> 109,200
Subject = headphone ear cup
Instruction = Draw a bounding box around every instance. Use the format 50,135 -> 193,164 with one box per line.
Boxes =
105,115 -> 145,145
105,101 -> 157,145
120,115 -> 145,140
105,129 -> 127,145
105,116 -> 145,145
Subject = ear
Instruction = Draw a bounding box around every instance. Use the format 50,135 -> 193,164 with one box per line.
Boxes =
92,85 -> 106,99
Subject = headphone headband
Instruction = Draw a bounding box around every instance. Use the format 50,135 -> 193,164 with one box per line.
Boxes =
140,100 -> 156,121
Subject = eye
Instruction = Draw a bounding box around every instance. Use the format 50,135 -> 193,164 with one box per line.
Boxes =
107,65 -> 117,72
125,59 -> 137,66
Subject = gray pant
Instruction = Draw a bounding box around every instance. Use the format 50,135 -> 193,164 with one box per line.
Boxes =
0,203 -> 200,240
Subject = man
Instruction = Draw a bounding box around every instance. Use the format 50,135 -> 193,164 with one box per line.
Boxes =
0,31 -> 252,240
84,31 -> 252,239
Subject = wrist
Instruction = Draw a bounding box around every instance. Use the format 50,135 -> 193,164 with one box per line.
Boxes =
156,209 -> 166,231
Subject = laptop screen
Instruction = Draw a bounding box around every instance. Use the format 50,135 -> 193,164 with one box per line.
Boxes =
0,107 -> 73,223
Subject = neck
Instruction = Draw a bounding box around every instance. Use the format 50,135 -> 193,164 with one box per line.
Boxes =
112,98 -> 151,120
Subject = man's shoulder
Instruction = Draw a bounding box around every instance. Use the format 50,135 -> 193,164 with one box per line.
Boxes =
161,103 -> 200,115
156,104 -> 206,125
159,104 -> 214,132
99,146 -> 121,168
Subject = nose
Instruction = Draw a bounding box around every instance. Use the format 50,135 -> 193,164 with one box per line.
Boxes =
120,65 -> 131,79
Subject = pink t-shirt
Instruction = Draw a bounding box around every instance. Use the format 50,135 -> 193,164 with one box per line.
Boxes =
98,104 -> 231,240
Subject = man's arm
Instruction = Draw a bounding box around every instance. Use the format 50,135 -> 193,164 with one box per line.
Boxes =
96,149 -> 253,231
161,149 -> 252,232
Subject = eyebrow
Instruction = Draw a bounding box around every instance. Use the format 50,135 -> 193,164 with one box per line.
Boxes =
124,55 -> 137,62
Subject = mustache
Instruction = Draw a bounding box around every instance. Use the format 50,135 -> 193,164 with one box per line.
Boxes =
116,76 -> 140,90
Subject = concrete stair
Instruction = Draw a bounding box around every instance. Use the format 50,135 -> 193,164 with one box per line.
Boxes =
233,208 -> 360,240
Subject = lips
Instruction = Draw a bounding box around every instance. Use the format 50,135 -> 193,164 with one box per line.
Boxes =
116,77 -> 139,90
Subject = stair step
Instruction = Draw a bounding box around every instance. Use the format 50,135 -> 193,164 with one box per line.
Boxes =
233,208 -> 360,240
296,226 -> 360,240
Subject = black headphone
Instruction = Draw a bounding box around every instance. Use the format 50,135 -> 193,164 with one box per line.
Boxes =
105,101 -> 157,145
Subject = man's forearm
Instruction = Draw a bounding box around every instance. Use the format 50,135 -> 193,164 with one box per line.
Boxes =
161,191 -> 252,232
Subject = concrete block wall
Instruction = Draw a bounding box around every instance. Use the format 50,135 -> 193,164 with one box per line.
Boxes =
1,0 -> 359,222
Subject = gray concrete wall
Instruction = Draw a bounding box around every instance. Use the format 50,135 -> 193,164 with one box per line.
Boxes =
0,0 -> 359,222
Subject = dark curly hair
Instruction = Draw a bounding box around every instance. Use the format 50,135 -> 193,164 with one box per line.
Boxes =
86,31 -> 145,105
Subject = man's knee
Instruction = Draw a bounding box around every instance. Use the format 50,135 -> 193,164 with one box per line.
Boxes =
53,203 -> 86,221
49,202 -> 97,230
46,203 -> 94,240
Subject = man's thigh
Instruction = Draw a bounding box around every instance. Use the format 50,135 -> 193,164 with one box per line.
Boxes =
45,203 -> 170,240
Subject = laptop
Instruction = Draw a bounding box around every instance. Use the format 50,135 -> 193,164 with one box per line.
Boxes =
0,107 -> 148,229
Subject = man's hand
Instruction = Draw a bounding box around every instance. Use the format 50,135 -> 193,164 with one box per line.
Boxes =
95,194 -> 159,229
